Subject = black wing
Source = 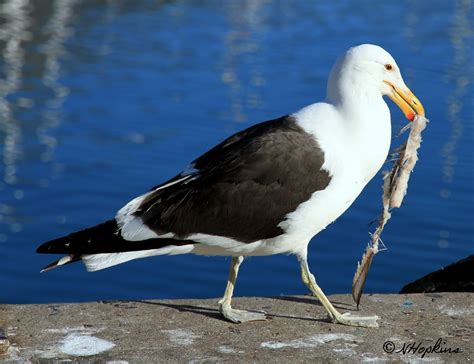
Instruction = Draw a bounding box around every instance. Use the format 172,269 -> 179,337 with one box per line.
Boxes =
134,115 -> 331,243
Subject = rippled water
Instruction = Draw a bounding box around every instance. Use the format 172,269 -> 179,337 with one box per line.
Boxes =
0,0 -> 472,304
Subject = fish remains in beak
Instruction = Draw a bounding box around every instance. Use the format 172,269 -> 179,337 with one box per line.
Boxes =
384,80 -> 425,121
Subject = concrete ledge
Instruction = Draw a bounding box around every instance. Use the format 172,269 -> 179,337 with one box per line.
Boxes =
1,293 -> 473,363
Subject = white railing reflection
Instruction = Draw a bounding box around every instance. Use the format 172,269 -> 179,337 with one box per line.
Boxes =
221,1 -> 269,123
0,0 -> 31,186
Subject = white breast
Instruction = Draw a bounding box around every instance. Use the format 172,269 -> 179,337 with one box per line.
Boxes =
276,100 -> 391,251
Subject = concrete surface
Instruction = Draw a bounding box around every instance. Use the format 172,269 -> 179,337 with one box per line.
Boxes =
1,293 -> 472,363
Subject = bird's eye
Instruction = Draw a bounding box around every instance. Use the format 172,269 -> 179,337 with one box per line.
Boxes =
384,63 -> 393,71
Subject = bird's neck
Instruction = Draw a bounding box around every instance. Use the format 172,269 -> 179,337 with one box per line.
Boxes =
327,68 -> 387,129
326,71 -> 392,179
340,92 -> 387,130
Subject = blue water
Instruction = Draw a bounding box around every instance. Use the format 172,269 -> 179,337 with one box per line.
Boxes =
0,0 -> 472,304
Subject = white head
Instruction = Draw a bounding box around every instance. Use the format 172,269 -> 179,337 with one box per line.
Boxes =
327,44 -> 424,121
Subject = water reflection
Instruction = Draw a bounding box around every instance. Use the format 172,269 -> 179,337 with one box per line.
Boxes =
0,0 -> 78,239
403,0 -> 422,52
0,0 -> 32,240
0,0 -> 31,187
0,1 -> 471,303
438,0 -> 472,249
38,0 -> 76,165
221,1 -> 269,122
441,0 -> 471,189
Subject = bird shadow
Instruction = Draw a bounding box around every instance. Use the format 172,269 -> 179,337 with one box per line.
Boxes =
131,300 -> 224,321
272,295 -> 359,312
127,298 -> 343,324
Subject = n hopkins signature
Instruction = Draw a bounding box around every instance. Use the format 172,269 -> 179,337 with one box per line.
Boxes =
383,338 -> 462,358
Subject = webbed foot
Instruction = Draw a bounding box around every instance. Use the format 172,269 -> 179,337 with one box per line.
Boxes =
333,312 -> 379,328
219,303 -> 267,323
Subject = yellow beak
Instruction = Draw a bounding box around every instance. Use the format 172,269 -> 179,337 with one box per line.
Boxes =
384,80 -> 425,121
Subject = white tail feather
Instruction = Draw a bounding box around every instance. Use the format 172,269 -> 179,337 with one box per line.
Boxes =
82,245 -> 194,272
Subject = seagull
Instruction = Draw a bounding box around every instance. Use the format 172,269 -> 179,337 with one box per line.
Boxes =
37,44 -> 424,328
